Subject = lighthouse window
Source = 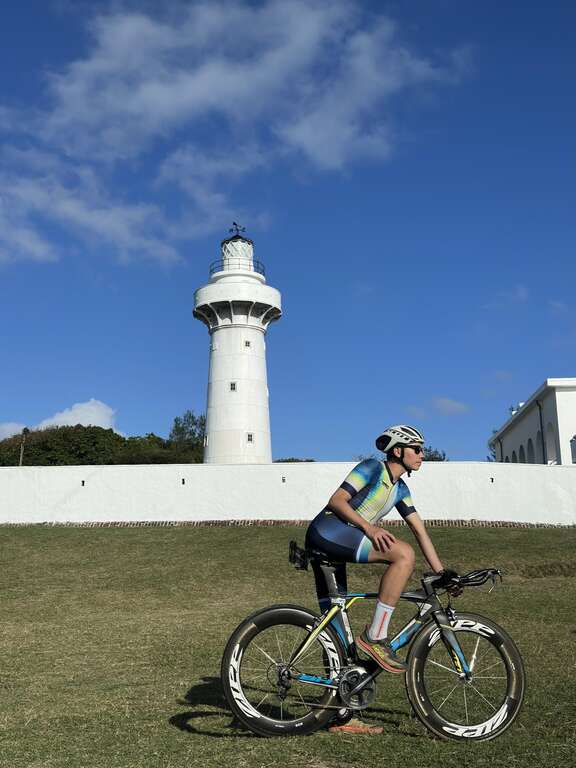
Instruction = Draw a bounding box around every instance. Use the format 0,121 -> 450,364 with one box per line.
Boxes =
230,382 -> 237,391
244,340 -> 251,348
247,433 -> 254,443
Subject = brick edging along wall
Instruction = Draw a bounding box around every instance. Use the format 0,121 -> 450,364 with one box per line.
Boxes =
0,519 -> 573,529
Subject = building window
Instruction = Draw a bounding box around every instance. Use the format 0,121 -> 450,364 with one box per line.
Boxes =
247,433 -> 254,443
546,423 -> 558,465
536,430 -> 544,463
230,382 -> 237,391
571,436 -> 576,464
244,340 -> 251,348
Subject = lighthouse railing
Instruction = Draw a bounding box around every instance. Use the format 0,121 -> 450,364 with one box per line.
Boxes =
209,258 -> 266,276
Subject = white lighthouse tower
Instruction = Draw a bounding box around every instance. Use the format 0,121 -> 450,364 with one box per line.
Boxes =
193,225 -> 282,464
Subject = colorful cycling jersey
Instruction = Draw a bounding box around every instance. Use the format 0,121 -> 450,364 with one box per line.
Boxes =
306,459 -> 418,569
325,458 -> 416,523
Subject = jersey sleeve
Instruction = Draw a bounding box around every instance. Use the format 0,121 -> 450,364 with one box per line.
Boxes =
395,479 -> 416,519
340,459 -> 381,498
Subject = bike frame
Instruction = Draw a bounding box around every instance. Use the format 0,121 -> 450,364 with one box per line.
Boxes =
288,574 -> 471,689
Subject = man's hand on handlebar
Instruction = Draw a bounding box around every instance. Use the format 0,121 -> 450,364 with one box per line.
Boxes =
428,569 -> 464,597
439,569 -> 464,597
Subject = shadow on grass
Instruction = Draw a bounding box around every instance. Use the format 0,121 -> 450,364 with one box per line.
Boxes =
169,676 -> 425,739
169,676 -> 253,738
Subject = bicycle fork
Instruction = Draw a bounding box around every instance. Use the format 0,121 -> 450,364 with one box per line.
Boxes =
430,606 -> 472,679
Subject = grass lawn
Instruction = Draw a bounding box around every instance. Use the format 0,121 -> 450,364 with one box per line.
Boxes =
0,523 -> 574,768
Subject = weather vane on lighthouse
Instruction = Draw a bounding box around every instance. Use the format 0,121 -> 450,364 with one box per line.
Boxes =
193,224 -> 282,464
229,222 -> 246,237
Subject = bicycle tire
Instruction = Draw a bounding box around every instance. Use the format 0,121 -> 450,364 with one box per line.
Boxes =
406,611 -> 525,742
221,604 -> 346,737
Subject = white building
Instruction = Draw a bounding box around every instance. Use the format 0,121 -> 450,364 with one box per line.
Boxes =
193,229 -> 282,464
488,378 -> 576,465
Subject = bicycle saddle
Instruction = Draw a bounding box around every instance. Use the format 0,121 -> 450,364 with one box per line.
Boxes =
289,540 -> 345,570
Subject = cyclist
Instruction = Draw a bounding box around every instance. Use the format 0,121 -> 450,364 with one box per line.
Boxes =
305,425 -> 445,681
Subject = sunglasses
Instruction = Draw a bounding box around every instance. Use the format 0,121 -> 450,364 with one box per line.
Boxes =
407,445 -> 424,454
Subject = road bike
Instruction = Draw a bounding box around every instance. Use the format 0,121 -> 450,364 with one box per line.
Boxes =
221,541 -> 525,742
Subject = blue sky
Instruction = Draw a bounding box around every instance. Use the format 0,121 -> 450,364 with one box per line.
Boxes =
0,0 -> 574,461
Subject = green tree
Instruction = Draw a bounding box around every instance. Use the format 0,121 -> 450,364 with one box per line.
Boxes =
369,447 -> 448,462
0,415 -> 208,467
167,410 -> 205,463
423,446 -> 447,461
0,425 -> 124,466
117,433 -> 172,464
169,410 -> 205,446
273,458 -> 315,463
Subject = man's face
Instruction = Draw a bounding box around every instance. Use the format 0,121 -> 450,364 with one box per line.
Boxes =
402,445 -> 424,471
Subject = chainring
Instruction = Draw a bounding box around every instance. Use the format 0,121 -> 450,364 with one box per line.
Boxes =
337,666 -> 376,710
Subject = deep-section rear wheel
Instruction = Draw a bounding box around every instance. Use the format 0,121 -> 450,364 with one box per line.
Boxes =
406,612 -> 525,742
221,604 -> 345,737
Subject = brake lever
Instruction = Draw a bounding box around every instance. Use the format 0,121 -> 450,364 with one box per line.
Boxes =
488,569 -> 503,593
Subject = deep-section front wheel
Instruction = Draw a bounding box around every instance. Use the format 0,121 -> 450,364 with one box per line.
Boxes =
221,604 -> 346,737
406,612 -> 525,742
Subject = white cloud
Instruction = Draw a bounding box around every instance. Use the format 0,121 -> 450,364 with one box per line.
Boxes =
406,405 -> 427,420
0,399 -> 119,442
548,299 -> 569,315
0,149 -> 178,264
41,4 -> 459,167
157,143 -> 266,238
0,1 -> 466,264
41,3 -> 356,162
484,283 -> 529,309
493,369 -> 513,382
432,397 -> 470,415
506,284 -> 529,303
274,18 -> 453,170
160,145 -> 266,187
350,281 -> 377,298
407,398 -> 469,418
0,422 -> 26,440
37,399 -> 117,430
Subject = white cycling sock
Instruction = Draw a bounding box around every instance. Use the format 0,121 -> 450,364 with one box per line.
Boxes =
368,601 -> 395,641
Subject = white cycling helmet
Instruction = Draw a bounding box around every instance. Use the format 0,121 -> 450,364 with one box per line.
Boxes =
375,425 -> 425,453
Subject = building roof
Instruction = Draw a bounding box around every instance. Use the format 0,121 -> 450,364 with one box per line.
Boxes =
489,378 -> 576,446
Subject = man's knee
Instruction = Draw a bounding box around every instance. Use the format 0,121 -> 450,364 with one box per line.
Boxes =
396,542 -> 415,569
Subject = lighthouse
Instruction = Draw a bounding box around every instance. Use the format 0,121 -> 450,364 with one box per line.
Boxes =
193,226 -> 282,464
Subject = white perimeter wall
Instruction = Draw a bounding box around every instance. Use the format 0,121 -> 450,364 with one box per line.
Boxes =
0,462 -> 575,526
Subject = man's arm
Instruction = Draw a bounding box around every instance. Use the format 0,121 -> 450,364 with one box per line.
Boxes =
327,488 -> 397,552
405,511 -> 443,573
